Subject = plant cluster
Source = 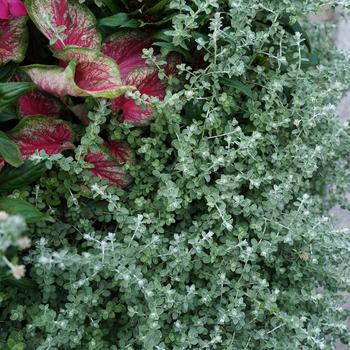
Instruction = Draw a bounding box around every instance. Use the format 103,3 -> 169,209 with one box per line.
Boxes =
0,0 -> 350,349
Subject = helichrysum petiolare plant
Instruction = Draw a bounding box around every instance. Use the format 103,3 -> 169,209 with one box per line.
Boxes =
0,0 -> 350,349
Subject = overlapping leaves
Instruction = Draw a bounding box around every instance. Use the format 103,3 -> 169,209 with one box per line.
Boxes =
22,0 -> 131,99
0,0 -> 179,189
85,141 -> 131,187
23,48 -> 130,98
102,29 -> 178,123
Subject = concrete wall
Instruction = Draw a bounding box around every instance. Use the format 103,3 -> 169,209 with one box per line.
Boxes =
334,11 -> 350,350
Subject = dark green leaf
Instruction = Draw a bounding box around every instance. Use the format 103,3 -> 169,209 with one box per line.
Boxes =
0,131 -> 23,167
101,0 -> 121,12
98,13 -> 139,28
0,82 -> 35,113
151,29 -> 172,42
308,52 -> 319,66
0,267 -> 37,289
184,100 -> 204,122
192,31 -> 209,42
221,77 -> 253,97
220,30 -> 237,50
285,51 -> 319,69
0,62 -> 18,82
0,106 -> 18,122
279,15 -> 311,52
153,41 -> 192,62
145,0 -> 169,15
138,14 -> 173,27
0,160 -> 46,193
0,198 -> 52,223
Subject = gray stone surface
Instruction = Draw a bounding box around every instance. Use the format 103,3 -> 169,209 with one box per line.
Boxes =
307,10 -> 350,349
334,12 -> 350,350
336,15 -> 350,52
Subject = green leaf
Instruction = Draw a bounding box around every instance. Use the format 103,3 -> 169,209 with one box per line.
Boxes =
221,77 -> 253,97
307,51 -> 319,67
101,0 -> 122,12
184,100 -> 204,122
0,82 -> 35,113
285,51 -> 319,69
0,62 -> 18,82
138,14 -> 173,27
0,160 -> 46,193
0,267 -> 37,289
153,41 -> 192,62
0,131 -> 23,167
0,106 -> 18,122
192,31 -> 209,43
151,29 -> 172,42
98,13 -> 139,28
0,198 -> 52,223
279,15 -> 311,52
220,30 -> 237,50
145,0 -> 169,15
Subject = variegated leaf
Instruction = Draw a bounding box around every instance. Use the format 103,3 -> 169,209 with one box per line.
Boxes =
105,140 -> 132,163
0,16 -> 28,65
21,60 -> 81,97
19,89 -> 60,117
112,67 -> 165,123
23,49 -> 132,98
102,30 -> 153,78
85,146 -> 130,187
25,0 -> 101,50
55,48 -> 131,98
9,116 -> 74,159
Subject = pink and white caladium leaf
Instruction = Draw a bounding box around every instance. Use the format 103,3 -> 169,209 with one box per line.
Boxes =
25,0 -> 101,50
22,48 -> 132,98
0,16 -> 28,65
85,143 -> 131,187
9,116 -> 74,159
19,89 -> 60,117
0,159 -> 5,171
112,67 -> 166,123
56,48 -> 132,98
102,30 -> 154,79
102,31 -> 181,77
21,60 -> 79,97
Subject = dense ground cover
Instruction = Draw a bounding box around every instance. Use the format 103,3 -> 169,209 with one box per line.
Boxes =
0,0 -> 350,349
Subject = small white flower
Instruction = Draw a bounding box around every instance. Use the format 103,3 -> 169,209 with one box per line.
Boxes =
0,211 -> 9,221
17,237 -> 32,250
11,265 -> 26,280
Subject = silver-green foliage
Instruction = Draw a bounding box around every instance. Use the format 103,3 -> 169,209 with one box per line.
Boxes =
2,1 -> 350,349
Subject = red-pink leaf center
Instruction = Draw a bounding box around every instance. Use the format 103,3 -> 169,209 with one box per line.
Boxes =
85,150 -> 129,187
19,90 -> 60,117
10,117 -> 74,159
